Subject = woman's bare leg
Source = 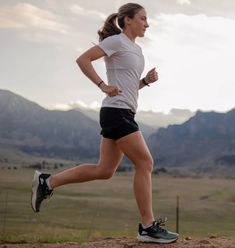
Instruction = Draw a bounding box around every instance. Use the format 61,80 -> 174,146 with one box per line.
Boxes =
50,137 -> 124,188
116,131 -> 154,227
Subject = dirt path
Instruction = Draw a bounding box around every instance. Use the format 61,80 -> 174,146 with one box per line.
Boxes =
1,237 -> 235,248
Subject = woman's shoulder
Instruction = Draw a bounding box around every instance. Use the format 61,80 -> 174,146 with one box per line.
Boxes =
102,33 -> 123,43
99,33 -> 123,49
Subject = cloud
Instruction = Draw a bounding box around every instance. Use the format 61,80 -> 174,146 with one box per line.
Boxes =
140,13 -> 235,112
1,1 -> 235,113
53,100 -> 101,111
69,4 -> 106,20
148,13 -> 235,50
176,0 -> 191,5
0,3 -> 67,33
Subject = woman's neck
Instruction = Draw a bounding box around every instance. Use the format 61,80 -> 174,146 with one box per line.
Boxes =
123,30 -> 136,43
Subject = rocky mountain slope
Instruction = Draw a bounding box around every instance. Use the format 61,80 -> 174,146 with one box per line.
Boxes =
148,109 -> 235,168
0,89 -> 100,161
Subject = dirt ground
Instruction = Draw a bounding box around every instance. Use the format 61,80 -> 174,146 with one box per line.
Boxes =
1,237 -> 235,248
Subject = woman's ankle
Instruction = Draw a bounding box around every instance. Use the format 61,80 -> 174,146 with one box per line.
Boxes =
141,218 -> 155,228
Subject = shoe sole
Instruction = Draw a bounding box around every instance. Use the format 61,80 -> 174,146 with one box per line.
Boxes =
31,170 -> 41,212
137,234 -> 178,243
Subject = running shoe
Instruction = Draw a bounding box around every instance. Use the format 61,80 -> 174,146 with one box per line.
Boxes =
137,218 -> 179,243
31,170 -> 53,212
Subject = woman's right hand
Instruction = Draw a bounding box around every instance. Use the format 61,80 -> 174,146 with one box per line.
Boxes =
100,83 -> 122,97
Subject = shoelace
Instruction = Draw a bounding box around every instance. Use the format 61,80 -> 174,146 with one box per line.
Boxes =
45,190 -> 53,199
41,178 -> 53,199
153,217 -> 168,233
44,184 -> 53,199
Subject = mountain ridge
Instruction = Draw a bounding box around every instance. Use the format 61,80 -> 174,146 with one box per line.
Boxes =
0,89 -> 100,160
52,101 -> 195,129
1,89 -> 235,173
148,108 -> 235,169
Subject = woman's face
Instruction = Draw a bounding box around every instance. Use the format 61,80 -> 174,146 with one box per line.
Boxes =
125,8 -> 149,37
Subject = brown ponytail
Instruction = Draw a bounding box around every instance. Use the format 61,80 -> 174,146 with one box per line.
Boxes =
98,3 -> 144,41
98,13 -> 121,41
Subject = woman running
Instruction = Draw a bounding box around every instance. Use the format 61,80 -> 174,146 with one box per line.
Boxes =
31,3 -> 178,244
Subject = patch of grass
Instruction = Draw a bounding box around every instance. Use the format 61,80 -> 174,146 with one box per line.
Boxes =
0,169 -> 235,243
0,235 -> 28,244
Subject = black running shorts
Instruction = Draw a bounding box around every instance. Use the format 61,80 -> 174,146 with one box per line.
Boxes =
99,107 -> 139,140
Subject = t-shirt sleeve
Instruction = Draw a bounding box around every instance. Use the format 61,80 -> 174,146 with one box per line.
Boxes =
98,35 -> 122,57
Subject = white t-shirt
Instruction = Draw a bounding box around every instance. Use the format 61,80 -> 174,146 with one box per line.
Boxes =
98,33 -> 145,113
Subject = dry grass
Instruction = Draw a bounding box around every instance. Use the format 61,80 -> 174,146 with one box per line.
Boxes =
0,168 -> 235,243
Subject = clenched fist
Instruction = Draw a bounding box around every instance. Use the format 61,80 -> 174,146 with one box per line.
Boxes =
144,67 -> 158,85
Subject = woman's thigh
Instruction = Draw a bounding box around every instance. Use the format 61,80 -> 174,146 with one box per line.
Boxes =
116,131 -> 153,170
98,137 -> 124,173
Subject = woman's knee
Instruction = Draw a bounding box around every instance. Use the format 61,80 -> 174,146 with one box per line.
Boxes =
98,170 -> 115,179
134,155 -> 154,173
96,165 -> 116,179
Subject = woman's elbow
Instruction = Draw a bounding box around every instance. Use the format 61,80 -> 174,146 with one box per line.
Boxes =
76,55 -> 83,66
76,54 -> 90,69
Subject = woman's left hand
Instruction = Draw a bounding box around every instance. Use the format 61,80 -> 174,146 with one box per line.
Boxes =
144,67 -> 158,85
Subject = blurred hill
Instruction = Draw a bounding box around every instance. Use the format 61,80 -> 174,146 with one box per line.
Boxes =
148,108 -> 235,175
0,89 -> 100,161
0,89 -> 153,162
1,89 -> 234,176
54,101 -> 195,129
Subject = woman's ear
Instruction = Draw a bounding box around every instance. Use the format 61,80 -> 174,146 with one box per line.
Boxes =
124,16 -> 132,26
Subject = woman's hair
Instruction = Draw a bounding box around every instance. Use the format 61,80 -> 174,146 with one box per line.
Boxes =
98,3 -> 144,41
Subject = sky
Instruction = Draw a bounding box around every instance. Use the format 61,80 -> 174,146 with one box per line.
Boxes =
0,0 -> 234,113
